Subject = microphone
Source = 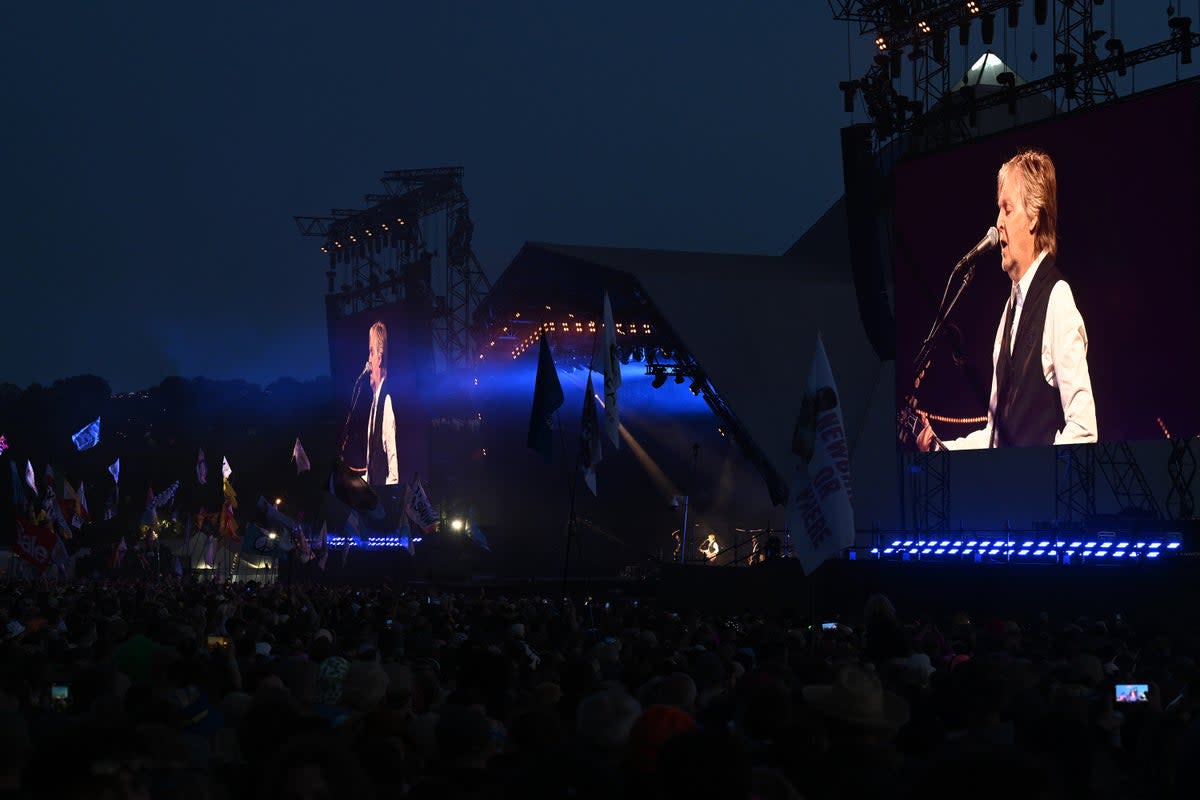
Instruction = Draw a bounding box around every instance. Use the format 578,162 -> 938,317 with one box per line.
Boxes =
952,226 -> 999,274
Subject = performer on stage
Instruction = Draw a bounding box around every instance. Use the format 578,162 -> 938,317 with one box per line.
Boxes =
918,148 -> 1097,451
701,532 -> 720,563
364,321 -> 399,485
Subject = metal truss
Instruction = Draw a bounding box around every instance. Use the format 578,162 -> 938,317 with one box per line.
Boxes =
1052,0 -> 1117,111
1166,437 -> 1197,520
295,167 -> 492,369
829,1 -> 1199,148
1055,444 -> 1095,523
1096,441 -> 1162,519
909,451 -> 950,533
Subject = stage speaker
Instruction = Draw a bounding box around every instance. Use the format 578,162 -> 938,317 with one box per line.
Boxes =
840,123 -> 896,361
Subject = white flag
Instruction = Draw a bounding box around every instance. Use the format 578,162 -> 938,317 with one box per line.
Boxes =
785,335 -> 855,575
196,449 -> 208,485
108,458 -> 120,485
292,438 -> 311,474
221,456 -> 232,480
25,460 -> 36,494
590,291 -> 622,449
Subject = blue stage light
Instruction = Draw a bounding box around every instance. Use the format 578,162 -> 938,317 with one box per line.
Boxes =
1134,542 -> 1147,548
921,548 -> 932,554
1038,541 -> 1049,547
1018,549 -> 1030,556
1023,541 -> 1034,547
988,549 -> 1000,555
1149,543 -> 1162,549
948,548 -> 959,554
870,548 -> 879,554
1082,551 -> 1093,556
1148,551 -> 1161,559
939,541 -> 950,547
953,541 -> 963,547
1100,542 -> 1113,548
1086,542 -> 1097,548
980,540 -> 992,547
1095,551 -> 1108,557
1167,542 -> 1181,549
883,547 -> 895,554
1070,541 -> 1082,548
1113,551 -> 1124,558
962,548 -> 973,554
967,541 -> 978,547
1033,549 -> 1045,556
891,540 -> 902,546
1116,542 -> 1129,549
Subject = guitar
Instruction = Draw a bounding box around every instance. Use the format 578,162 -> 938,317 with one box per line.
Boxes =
897,400 -> 947,452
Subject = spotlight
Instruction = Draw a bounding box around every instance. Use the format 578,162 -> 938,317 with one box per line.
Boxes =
875,36 -> 887,51
981,13 -> 995,44
450,518 -> 464,532
1106,38 -> 1127,75
651,371 -> 668,389
917,20 -> 931,35
1170,16 -> 1193,65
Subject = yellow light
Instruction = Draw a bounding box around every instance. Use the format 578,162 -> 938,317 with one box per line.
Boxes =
967,1 -> 979,13
268,532 -> 277,540
450,518 -> 464,532
275,497 -> 282,506
875,36 -> 887,51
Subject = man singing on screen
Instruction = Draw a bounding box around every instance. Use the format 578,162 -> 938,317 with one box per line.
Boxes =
365,321 -> 399,484
918,148 -> 1097,451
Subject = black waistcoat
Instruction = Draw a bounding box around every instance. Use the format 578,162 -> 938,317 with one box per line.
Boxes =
993,257 -> 1066,448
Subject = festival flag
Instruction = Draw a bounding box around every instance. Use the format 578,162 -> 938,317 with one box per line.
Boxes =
142,486 -> 159,530
151,480 -> 180,508
317,521 -> 329,570
62,482 -> 83,528
469,520 -> 491,552
579,372 -> 602,496
404,477 -> 439,534
204,535 -> 216,567
0,434 -> 8,455
527,332 -> 564,463
108,458 -> 120,485
173,554 -> 183,577
221,456 -> 232,481
590,291 -> 623,448
784,335 -> 856,575
241,523 -> 275,556
77,482 -> 90,523
25,460 -> 36,494
297,525 -> 314,564
222,474 -> 237,510
70,417 -> 101,451
14,517 -> 62,574
219,501 -> 238,539
9,463 -> 25,509
292,438 -> 311,474
196,448 -> 208,485
112,536 -> 129,569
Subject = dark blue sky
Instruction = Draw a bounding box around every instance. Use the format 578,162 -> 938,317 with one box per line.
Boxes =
2,2 -> 1184,391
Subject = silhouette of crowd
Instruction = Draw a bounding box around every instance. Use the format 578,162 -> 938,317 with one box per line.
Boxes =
1,578 -> 1198,799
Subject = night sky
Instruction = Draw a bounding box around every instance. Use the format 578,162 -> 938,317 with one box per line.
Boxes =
3,2 -> 1184,392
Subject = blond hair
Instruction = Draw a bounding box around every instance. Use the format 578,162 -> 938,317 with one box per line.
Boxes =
998,148 -> 1058,258
369,321 -> 388,380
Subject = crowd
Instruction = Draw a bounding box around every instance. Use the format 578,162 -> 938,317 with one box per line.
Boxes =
1,575 -> 1199,799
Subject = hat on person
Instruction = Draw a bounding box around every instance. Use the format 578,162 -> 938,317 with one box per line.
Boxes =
314,628 -> 334,644
802,664 -> 910,730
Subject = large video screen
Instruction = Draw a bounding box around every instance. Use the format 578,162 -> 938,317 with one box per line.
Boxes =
327,299 -> 433,510
894,81 -> 1200,451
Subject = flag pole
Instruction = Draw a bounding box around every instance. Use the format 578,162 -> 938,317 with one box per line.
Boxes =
556,408 -> 580,600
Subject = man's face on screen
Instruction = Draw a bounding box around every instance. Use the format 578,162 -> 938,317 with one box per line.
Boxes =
996,173 -> 1037,281
368,330 -> 383,381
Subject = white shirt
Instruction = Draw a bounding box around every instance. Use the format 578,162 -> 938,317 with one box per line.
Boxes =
365,378 -> 399,484
945,250 -> 1097,449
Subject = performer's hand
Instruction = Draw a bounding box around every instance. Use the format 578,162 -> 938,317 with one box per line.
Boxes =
916,419 -> 938,452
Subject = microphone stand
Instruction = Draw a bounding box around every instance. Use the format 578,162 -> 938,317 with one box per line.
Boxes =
901,261 -> 980,450
338,372 -> 368,463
